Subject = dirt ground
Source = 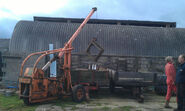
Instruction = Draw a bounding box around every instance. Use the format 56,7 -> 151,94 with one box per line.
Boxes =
35,88 -> 177,111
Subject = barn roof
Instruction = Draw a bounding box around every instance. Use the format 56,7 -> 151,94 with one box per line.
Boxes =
9,20 -> 185,57
34,17 -> 176,28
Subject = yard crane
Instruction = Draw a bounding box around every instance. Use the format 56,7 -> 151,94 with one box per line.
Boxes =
19,7 -> 97,105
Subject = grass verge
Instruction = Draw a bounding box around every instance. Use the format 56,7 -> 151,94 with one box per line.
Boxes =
0,94 -> 37,111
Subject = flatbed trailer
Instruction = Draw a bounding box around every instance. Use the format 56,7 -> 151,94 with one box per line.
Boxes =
71,69 -> 109,87
110,71 -> 157,102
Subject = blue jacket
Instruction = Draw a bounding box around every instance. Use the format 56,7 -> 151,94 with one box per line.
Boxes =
176,63 -> 185,83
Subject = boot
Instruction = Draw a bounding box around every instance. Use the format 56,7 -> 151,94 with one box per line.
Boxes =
165,100 -> 172,108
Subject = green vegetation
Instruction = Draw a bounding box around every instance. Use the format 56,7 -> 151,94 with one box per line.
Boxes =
92,106 -> 134,111
112,106 -> 133,111
54,98 -> 79,109
92,108 -> 98,111
101,106 -> 111,111
0,94 -> 86,111
96,102 -> 102,106
112,107 -> 120,111
119,106 -> 133,111
0,94 -> 37,111
0,94 -> 135,111
71,106 -> 79,110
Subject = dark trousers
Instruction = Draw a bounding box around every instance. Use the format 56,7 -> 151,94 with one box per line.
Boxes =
177,83 -> 185,110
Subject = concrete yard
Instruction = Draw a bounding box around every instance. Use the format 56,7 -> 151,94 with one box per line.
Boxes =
33,88 -> 177,111
0,88 -> 177,111
35,95 -> 176,111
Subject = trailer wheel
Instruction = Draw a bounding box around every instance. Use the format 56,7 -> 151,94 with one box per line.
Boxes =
137,94 -> 144,103
156,75 -> 167,85
72,85 -> 86,103
23,85 -> 30,105
109,80 -> 115,93
154,85 -> 167,96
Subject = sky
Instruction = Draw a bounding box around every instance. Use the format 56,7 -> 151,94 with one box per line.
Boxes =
0,0 -> 185,38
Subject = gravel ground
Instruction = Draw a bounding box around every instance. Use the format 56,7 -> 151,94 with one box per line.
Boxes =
35,88 -> 177,111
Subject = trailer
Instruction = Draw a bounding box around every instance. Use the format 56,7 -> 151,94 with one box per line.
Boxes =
109,71 -> 157,102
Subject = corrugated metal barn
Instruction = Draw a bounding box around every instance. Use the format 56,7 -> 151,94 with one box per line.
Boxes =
0,39 -> 9,54
2,18 -> 185,82
9,20 -> 185,57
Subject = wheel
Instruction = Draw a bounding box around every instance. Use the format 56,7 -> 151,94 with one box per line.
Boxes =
154,85 -> 167,96
22,85 -> 30,105
137,94 -> 144,103
109,80 -> 115,93
132,87 -> 144,103
72,85 -> 86,103
156,75 -> 167,85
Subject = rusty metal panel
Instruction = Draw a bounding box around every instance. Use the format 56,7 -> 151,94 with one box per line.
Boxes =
71,70 -> 109,85
9,20 -> 185,57
19,77 -> 31,84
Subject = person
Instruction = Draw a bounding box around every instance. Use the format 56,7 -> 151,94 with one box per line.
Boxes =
164,56 -> 177,108
174,54 -> 185,111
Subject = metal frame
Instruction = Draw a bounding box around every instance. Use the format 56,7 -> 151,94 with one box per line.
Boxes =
19,7 -> 97,103
86,38 -> 104,61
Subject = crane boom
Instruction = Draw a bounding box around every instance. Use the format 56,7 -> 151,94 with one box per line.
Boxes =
58,7 -> 97,58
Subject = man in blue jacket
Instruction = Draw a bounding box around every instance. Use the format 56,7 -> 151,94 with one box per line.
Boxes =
174,54 -> 185,111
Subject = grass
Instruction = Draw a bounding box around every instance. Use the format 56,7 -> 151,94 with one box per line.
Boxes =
71,106 -> 79,110
92,108 -> 98,111
101,106 -> 111,111
54,98 -> 79,109
0,94 -> 82,111
112,106 -> 134,111
119,106 -> 133,111
0,94 -> 135,111
91,106 -> 134,111
112,107 -> 120,111
96,102 -> 102,106
0,94 -> 38,111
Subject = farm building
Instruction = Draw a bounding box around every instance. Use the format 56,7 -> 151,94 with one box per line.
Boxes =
0,17 -> 184,84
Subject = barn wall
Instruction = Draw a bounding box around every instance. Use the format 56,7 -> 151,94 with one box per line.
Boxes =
1,55 -> 22,82
1,53 -> 172,83
71,54 -> 174,74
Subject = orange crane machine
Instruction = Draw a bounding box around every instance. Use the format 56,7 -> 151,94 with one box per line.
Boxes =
19,7 -> 97,105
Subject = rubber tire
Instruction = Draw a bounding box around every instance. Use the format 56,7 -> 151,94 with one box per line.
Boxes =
72,85 -> 86,103
156,75 -> 167,85
23,85 -> 30,105
109,80 -> 115,93
154,85 -> 167,96
137,95 -> 144,103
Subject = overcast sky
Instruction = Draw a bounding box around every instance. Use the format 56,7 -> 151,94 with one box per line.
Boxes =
0,0 -> 185,38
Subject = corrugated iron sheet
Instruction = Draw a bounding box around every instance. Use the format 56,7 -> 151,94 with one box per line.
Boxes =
34,17 -> 176,28
0,39 -> 9,48
9,20 -> 185,57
